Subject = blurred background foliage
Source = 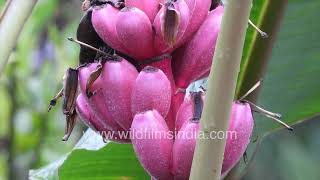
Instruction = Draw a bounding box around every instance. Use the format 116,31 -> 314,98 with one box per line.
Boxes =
0,0 -> 319,180
0,0 -> 85,179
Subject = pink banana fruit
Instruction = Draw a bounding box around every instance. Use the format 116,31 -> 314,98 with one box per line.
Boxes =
92,4 -> 130,55
125,0 -> 160,22
153,0 -> 190,54
172,6 -> 224,89
76,93 -> 107,132
221,101 -> 254,178
116,7 -> 156,60
92,5 -> 156,60
131,110 -> 174,180
98,59 -> 138,130
78,59 -> 138,131
76,93 -> 130,143
172,99 -> 254,179
172,119 -> 199,180
182,0 -> 211,41
131,66 -> 172,118
139,55 -> 176,131
139,55 -> 174,84
78,63 -> 124,132
172,91 -> 204,180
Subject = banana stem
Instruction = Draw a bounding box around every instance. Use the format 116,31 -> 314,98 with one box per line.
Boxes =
0,0 -> 38,77
189,1 -> 252,180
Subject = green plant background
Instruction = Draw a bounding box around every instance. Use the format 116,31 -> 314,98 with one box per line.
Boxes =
0,0 -> 319,180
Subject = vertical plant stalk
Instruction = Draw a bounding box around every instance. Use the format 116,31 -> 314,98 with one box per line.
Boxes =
189,0 -> 252,180
0,0 -> 38,76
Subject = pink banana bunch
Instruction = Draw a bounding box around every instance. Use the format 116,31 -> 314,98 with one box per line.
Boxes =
49,1 -> 290,179
172,92 -> 254,180
91,0 -> 212,60
50,2 -> 258,179
78,59 -> 138,132
75,58 -> 173,140
92,4 -> 156,60
130,91 -> 255,179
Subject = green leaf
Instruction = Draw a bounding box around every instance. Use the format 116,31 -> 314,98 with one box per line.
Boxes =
242,114 -> 320,180
59,143 -> 149,180
240,0 -> 265,70
29,129 -> 149,180
254,0 -> 320,133
235,0 -> 320,134
236,0 -> 278,98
